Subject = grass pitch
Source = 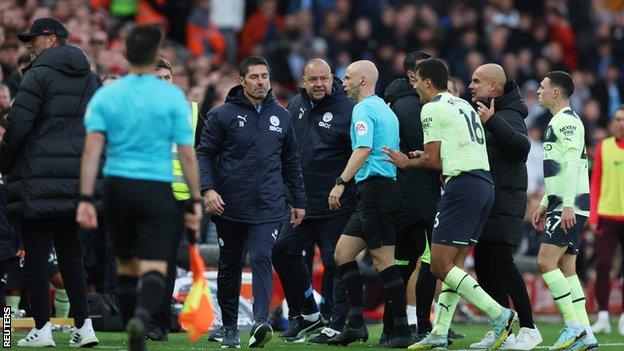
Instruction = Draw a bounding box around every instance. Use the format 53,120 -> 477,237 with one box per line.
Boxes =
11,321 -> 624,350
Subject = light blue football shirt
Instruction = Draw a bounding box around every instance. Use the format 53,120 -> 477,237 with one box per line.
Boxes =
85,74 -> 192,182
350,95 -> 400,183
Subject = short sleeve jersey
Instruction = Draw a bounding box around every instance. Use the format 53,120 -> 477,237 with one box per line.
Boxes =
542,107 -> 590,216
350,95 -> 400,183
85,74 -> 192,182
420,92 -> 490,179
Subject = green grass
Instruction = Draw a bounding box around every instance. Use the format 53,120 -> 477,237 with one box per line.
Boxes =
11,322 -> 624,350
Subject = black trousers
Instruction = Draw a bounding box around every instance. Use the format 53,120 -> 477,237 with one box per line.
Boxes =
474,241 -> 534,328
21,217 -> 89,329
273,213 -> 351,330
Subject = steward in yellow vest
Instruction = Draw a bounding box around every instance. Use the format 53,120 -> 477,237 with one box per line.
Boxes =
589,109 -> 624,225
172,101 -> 199,200
588,103 -> 624,331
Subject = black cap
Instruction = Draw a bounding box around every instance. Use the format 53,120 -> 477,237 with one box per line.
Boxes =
18,18 -> 69,43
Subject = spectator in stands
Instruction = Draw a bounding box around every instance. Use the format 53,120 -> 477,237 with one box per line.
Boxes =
239,0 -> 283,59
4,53 -> 33,99
186,0 -> 226,63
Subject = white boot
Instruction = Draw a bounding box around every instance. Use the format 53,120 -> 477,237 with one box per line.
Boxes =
17,321 -> 56,347
505,326 -> 543,350
471,331 -> 514,349
591,310 -> 611,334
69,318 -> 99,348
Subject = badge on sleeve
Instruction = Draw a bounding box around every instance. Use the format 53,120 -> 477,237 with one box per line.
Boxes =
355,120 -> 368,136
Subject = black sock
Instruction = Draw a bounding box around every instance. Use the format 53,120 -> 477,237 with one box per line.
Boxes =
382,300 -> 394,335
416,263 -> 435,334
301,285 -> 319,316
338,261 -> 364,328
116,275 -> 139,326
379,265 -> 410,336
135,271 -> 166,324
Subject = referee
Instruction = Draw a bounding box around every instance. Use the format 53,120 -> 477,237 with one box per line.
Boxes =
146,56 -> 203,341
77,25 -> 202,351
326,60 -> 413,348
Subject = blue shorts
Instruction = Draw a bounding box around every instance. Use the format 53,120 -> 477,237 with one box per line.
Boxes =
431,171 -> 494,247
542,211 -> 587,255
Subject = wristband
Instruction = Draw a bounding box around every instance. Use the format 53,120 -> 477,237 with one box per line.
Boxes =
78,194 -> 94,203
184,198 -> 200,213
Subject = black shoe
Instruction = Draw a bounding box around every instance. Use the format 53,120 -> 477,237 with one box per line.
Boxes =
307,327 -> 341,344
448,328 -> 466,339
280,317 -> 301,340
207,326 -> 224,342
281,315 -> 326,341
379,335 -> 419,348
249,321 -> 273,348
145,323 -> 168,341
372,333 -> 389,347
220,326 -> 240,349
127,318 -> 146,351
326,325 -> 369,346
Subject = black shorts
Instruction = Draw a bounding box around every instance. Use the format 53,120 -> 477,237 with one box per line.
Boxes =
104,177 -> 181,261
542,211 -> 587,255
395,219 -> 433,265
343,176 -> 400,249
432,171 -> 494,247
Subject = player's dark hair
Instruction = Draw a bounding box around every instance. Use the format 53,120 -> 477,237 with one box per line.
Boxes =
545,71 -> 574,98
238,56 -> 269,77
124,25 -> 163,67
404,50 -> 431,72
415,58 -> 449,90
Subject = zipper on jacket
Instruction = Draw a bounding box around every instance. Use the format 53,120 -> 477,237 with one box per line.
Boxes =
253,107 -> 263,214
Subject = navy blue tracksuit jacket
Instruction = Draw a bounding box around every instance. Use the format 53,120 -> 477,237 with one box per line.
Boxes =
197,86 -> 306,224
286,78 -> 356,218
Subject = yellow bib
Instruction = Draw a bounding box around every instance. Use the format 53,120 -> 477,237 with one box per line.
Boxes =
598,137 -> 624,216
172,101 -> 199,201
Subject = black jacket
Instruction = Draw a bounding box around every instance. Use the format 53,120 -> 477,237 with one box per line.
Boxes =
0,184 -> 18,260
0,45 -> 102,219
286,78 -> 356,218
480,81 -> 531,245
384,78 -> 440,227
197,86 -> 306,224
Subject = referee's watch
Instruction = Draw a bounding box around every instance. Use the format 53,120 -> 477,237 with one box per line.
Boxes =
335,177 -> 346,186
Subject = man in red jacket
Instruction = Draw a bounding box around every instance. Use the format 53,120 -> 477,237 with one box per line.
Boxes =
590,106 -> 624,335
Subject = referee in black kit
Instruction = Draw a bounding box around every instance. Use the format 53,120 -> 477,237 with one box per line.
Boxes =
77,25 -> 202,351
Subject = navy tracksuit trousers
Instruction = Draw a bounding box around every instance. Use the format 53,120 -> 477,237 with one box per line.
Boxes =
214,217 -> 281,327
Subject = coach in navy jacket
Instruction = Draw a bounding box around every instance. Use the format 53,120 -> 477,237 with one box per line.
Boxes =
288,76 -> 356,217
197,56 -> 306,346
273,59 -> 355,338
197,89 -> 306,223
